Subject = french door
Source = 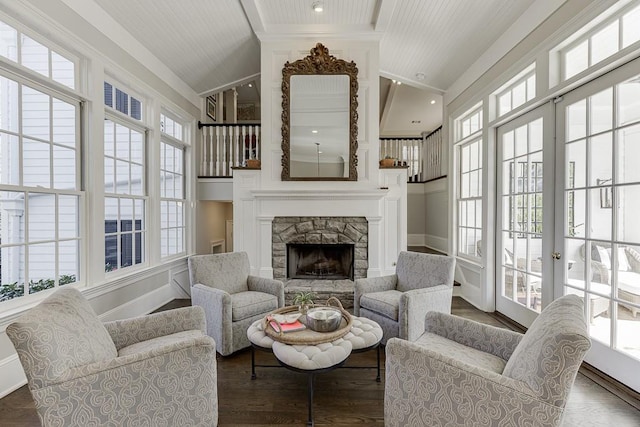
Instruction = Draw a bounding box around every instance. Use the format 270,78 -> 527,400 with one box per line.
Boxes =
496,104 -> 555,327
555,56 -> 640,391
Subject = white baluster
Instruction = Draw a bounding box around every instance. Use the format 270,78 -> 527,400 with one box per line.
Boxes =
208,127 -> 214,176
201,128 -> 206,176
255,126 -> 260,160
217,127 -> 223,176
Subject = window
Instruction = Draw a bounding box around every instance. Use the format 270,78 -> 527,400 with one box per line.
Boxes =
160,112 -> 186,258
496,65 -> 536,117
104,81 -> 142,121
557,3 -> 640,82
0,18 -> 76,89
0,72 -> 81,302
455,103 -> 483,259
103,116 -> 146,272
457,139 -> 483,257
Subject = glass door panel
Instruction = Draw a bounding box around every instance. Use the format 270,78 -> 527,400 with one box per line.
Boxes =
496,105 -> 553,327
556,56 -> 640,391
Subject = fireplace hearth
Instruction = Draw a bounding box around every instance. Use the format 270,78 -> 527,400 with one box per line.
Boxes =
287,243 -> 354,280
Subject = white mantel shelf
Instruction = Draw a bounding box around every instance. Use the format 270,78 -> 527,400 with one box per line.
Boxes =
250,188 -> 390,200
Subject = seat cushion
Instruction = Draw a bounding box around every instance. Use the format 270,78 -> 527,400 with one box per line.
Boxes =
247,319 -> 275,349
231,291 -> 278,321
118,330 -> 204,357
6,287 -> 117,388
360,290 -> 402,320
415,332 -> 507,373
344,316 -> 384,351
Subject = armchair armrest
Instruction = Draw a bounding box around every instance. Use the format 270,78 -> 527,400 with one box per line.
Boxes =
590,260 -> 610,284
424,311 -> 523,361
384,338 -> 563,427
354,275 -> 397,315
399,285 -> 452,341
104,306 -> 207,350
191,283 -> 233,355
248,275 -> 285,307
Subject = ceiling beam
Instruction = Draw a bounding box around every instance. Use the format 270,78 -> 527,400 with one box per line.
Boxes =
379,79 -> 398,133
374,0 -> 398,32
240,0 -> 265,34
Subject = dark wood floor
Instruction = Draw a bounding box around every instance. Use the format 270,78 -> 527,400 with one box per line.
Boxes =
2,297 -> 640,426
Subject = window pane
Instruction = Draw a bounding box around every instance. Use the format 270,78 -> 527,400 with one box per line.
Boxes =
0,21 -> 18,62
0,76 -> 19,133
512,81 -> 526,109
0,245 -> 24,301
590,188 -> 612,240
58,195 -> 78,239
618,76 -> 640,126
565,40 -> 588,80
28,193 -> 55,242
115,124 -> 130,160
568,189 -> 586,238
590,89 -> 613,134
622,5 -> 640,48
130,130 -> 143,164
499,92 -> 511,116
104,82 -> 113,108
617,185 -> 640,243
116,160 -> 129,194
131,164 -> 143,195
21,34 -> 49,78
617,124 -> 640,185
22,86 -> 50,141
28,242 -> 55,295
0,132 -> 20,185
591,21 -> 619,65
51,52 -> 75,89
567,139 -> 586,188
52,99 -> 76,147
589,133 -> 612,187
23,138 -> 50,188
529,118 -> 543,152
58,239 -> 78,284
135,199 -> 143,230
567,99 -> 587,141
0,190 -> 25,244
115,88 -> 128,115
514,125 -> 527,157
53,145 -> 76,189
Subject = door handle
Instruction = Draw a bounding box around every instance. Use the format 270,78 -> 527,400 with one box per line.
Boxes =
552,252 -> 561,260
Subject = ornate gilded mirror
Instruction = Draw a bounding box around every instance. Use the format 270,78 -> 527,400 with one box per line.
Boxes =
281,43 -> 358,181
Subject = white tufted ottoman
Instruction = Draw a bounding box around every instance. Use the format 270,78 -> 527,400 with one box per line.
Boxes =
342,316 -> 384,381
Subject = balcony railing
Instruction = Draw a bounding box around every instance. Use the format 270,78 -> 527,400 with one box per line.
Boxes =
423,126 -> 444,181
198,122 -> 261,177
380,137 -> 423,182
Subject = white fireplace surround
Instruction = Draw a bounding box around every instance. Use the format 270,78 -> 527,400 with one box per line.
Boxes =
232,170 -> 408,280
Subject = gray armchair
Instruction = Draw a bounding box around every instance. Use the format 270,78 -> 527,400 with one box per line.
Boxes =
385,294 -> 591,427
188,251 -> 284,356
6,287 -> 218,426
354,251 -> 455,343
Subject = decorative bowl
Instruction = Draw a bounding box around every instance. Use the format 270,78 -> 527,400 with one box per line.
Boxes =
304,307 -> 342,332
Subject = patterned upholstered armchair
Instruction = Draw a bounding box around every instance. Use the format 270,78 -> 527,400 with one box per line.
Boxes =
188,251 -> 285,356
385,294 -> 591,427
6,287 -> 218,426
354,251 -> 456,343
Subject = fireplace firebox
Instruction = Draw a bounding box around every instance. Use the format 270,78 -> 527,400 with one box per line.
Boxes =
287,243 -> 354,280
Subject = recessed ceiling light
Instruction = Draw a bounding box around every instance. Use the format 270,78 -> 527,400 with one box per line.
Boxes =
312,2 -> 323,12
430,100 -> 436,105
248,83 -> 253,87
311,130 -> 318,134
318,151 -> 323,154
415,72 -> 425,80
411,120 -> 421,124
397,81 -> 402,85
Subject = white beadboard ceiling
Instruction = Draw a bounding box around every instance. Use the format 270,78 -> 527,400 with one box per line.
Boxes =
88,0 -> 540,134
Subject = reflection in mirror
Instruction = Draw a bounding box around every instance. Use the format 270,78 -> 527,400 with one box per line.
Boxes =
290,75 -> 349,178
281,43 -> 358,181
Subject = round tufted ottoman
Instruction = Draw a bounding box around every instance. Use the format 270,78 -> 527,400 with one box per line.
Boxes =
342,316 -> 384,381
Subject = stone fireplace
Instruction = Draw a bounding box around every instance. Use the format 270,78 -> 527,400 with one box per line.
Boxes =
272,217 -> 368,281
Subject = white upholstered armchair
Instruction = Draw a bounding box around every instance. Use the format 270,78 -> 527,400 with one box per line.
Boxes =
385,294 -> 591,427
354,251 -> 456,343
188,251 -> 285,356
7,287 -> 218,426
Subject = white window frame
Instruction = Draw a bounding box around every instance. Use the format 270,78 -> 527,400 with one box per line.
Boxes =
103,112 -> 148,274
159,110 -> 187,260
494,63 -> 536,118
0,66 -> 83,304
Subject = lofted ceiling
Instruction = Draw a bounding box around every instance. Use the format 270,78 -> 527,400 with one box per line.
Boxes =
90,0 -> 539,134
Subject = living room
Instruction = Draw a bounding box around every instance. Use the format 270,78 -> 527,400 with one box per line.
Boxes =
1,0 -> 640,425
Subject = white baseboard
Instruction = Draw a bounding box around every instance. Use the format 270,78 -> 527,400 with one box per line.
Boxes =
408,234 -> 426,247
99,283 -> 180,322
424,234 -> 448,253
0,355 -> 27,399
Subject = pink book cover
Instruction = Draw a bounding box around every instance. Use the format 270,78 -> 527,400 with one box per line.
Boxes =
268,316 -> 306,333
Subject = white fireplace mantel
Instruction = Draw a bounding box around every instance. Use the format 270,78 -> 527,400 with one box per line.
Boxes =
251,188 -> 389,200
